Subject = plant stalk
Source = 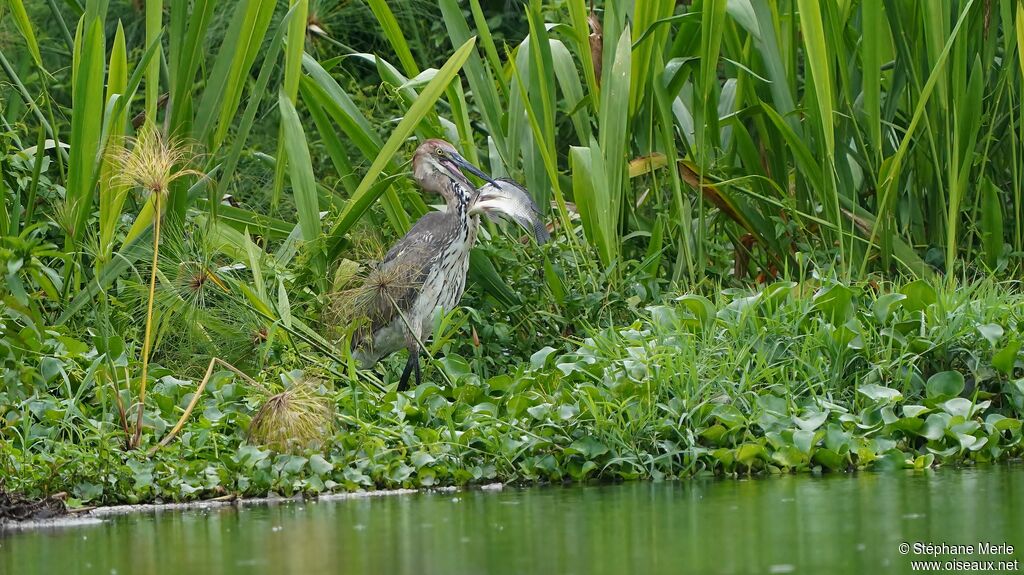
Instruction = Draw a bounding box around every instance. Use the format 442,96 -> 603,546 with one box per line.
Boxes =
132,191 -> 162,449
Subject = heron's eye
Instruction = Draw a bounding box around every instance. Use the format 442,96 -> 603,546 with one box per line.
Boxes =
435,149 -> 446,158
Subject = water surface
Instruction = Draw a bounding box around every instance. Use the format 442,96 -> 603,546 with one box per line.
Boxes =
3,466 -> 1022,574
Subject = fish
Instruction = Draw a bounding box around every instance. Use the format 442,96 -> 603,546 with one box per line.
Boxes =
471,179 -> 550,244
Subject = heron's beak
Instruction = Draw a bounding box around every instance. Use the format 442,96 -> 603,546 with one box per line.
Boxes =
449,152 -> 499,187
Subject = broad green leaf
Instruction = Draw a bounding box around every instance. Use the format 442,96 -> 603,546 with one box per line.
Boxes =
899,280 -> 937,312
858,384 -> 902,403
926,371 -> 965,399
993,341 -> 1020,375
977,324 -> 1004,347
812,284 -> 855,324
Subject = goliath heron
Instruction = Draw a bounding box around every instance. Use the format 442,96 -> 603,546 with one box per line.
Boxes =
349,139 -> 549,390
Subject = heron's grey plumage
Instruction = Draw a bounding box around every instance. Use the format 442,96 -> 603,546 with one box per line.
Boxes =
348,140 -> 546,389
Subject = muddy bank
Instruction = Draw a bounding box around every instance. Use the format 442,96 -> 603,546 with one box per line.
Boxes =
0,490 -> 67,523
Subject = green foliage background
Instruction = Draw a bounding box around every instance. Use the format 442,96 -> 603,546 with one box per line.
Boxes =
1,0 -> 1024,502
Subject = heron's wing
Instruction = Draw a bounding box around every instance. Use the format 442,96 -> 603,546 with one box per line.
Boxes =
350,213 -> 445,353
470,179 -> 550,244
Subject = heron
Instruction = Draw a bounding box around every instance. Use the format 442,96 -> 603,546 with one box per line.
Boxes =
348,139 -> 549,390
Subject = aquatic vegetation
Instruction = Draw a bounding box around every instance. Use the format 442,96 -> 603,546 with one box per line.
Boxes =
4,279 -> 1022,505
3,0 -> 1024,510
108,125 -> 202,449
248,377 -> 335,453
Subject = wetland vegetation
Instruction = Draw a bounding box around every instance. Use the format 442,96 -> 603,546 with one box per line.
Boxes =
1,0 -> 1024,513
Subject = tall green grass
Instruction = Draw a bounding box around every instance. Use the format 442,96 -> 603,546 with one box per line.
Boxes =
415,0 -> 1024,284
2,0 -> 1023,329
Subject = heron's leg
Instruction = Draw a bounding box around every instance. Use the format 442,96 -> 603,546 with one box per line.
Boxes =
397,336 -> 422,391
398,352 -> 417,391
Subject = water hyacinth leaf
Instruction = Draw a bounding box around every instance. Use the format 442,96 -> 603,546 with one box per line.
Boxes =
736,443 -> 767,466
307,454 -> 333,476
570,436 -> 608,459
793,411 -> 828,432
647,305 -> 678,332
675,294 -> 716,330
926,371 -> 965,399
410,451 -> 436,469
772,446 -> 807,468
824,426 -> 852,452
700,425 -> 728,445
530,346 -> 557,370
872,293 -> 906,323
792,429 -> 816,454
712,404 -> 746,428
919,413 -> 952,441
967,436 -> 988,452
950,421 -> 981,436
812,284 -> 855,324
913,454 -> 935,469
992,341 -> 1020,375
889,417 -> 924,434
902,405 -> 930,418
927,444 -> 959,458
813,448 -> 845,471
899,280 -> 937,313
760,281 -> 796,311
940,398 -> 976,419
880,407 -> 899,426
991,417 -> 1022,433
526,403 -> 551,420
438,354 -> 472,379
977,324 -> 1004,347
856,407 -> 885,430
857,384 -> 902,403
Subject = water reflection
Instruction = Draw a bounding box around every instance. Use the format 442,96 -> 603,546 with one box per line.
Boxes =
3,466 -> 1022,574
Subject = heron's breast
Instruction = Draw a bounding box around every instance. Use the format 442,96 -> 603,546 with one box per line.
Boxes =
410,218 -> 478,330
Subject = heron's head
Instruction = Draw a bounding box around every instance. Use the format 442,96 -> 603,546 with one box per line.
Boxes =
412,139 -> 496,196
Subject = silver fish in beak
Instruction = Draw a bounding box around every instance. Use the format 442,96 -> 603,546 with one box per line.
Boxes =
470,178 -> 550,245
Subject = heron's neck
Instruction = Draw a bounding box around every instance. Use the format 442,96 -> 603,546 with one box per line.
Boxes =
441,175 -> 474,221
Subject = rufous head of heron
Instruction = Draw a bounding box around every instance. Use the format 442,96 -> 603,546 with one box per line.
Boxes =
413,139 -> 497,195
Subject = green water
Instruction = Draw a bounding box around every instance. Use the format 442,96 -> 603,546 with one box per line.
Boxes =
3,467 -> 1023,574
